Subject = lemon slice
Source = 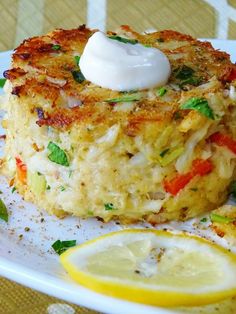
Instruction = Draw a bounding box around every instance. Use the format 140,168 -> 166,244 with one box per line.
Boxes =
60,229 -> 236,307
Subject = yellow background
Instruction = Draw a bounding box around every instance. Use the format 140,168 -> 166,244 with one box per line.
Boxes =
1,0 -> 236,52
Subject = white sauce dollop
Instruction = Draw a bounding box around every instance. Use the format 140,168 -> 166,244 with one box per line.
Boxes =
80,32 -> 171,91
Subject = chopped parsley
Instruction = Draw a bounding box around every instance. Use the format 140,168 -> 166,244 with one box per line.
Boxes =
180,97 -> 215,120
52,239 -> 76,255
46,185 -> 51,190
173,111 -> 182,120
179,77 -> 202,89
109,35 -> 138,45
105,94 -> 141,103
47,142 -> 69,167
200,217 -> 207,223
0,198 -> 8,222
210,213 -> 234,224
52,44 -> 61,51
157,87 -> 167,97
159,148 -> 169,158
68,170 -> 73,178
229,181 -> 236,200
11,187 -> 16,193
72,70 -> 85,83
121,90 -> 138,94
74,55 -> 80,66
0,78 -> 6,88
104,203 -> 117,211
174,65 -> 202,88
174,65 -> 194,80
60,186 -> 66,192
190,188 -> 198,192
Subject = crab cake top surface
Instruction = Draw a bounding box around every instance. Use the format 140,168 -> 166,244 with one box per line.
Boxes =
3,25 -> 236,132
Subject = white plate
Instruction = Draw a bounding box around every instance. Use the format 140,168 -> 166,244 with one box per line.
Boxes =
0,40 -> 236,314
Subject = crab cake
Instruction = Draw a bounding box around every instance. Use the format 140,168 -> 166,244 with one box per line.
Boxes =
1,25 -> 236,223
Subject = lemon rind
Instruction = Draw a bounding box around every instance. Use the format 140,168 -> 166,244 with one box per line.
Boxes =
60,229 -> 236,307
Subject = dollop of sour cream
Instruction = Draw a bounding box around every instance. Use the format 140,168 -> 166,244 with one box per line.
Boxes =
80,32 -> 171,91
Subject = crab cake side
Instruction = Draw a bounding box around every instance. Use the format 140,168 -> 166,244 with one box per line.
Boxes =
210,205 -> 236,246
1,25 -> 236,223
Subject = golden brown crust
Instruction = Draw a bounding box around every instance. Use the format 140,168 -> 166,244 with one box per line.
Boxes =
210,206 -> 236,245
2,26 -> 236,223
4,25 -> 236,134
3,67 -> 26,80
36,106 -> 94,129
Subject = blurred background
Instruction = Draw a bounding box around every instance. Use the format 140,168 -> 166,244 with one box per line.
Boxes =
0,0 -> 236,52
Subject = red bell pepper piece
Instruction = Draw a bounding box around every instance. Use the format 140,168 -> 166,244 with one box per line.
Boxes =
15,157 -> 27,184
191,158 -> 213,176
164,173 -> 193,196
164,158 -> 213,196
209,132 -> 236,155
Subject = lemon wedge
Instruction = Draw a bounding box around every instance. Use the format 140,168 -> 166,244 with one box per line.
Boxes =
60,229 -> 236,307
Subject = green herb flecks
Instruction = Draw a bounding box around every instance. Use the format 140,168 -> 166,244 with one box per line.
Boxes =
157,87 -> 167,97
200,217 -> 207,223
174,65 -> 194,80
159,148 -> 169,158
46,185 -> 51,190
60,186 -> 66,192
210,213 -> 234,224
0,198 -> 8,222
109,35 -> 138,45
120,89 -> 138,94
229,181 -> 236,200
11,187 -> 16,193
104,203 -> 117,211
173,111 -> 182,120
174,65 -> 202,88
72,70 -> 85,83
74,56 -> 80,66
0,78 -> 6,88
68,170 -> 73,178
52,44 -> 61,51
180,97 -> 215,120
52,239 -> 76,255
105,93 -> 141,103
179,77 -> 202,88
47,142 -> 69,167
158,146 -> 184,167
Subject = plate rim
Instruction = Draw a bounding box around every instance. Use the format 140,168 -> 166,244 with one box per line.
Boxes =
0,255 -> 174,314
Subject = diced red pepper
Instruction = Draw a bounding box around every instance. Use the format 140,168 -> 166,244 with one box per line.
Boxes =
164,159 -> 213,196
209,132 -> 236,155
226,68 -> 236,82
164,173 -> 193,196
191,158 -> 213,176
15,157 -> 27,184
